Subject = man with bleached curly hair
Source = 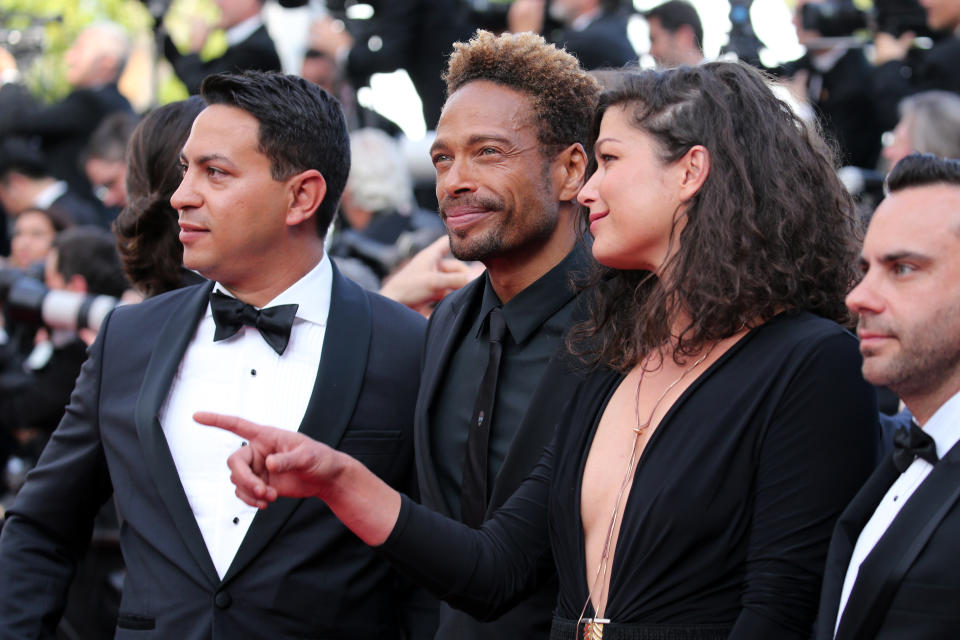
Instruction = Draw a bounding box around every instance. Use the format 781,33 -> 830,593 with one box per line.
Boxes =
413,29 -> 599,640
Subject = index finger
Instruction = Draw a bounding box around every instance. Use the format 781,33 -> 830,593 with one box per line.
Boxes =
194,411 -> 268,440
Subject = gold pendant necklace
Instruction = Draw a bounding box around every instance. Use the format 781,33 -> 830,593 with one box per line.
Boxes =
576,348 -> 711,640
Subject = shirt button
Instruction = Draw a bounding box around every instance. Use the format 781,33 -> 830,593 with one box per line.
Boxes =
250,369 -> 257,376
232,517 -> 240,525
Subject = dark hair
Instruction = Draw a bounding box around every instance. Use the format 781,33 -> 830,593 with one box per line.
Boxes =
16,207 -> 71,234
200,70 -> 350,236
0,137 -> 49,180
55,226 -> 129,298
886,153 -> 960,193
643,1 -> 704,54
85,111 -> 140,164
444,30 -> 600,153
114,97 -> 205,297
569,62 -> 860,371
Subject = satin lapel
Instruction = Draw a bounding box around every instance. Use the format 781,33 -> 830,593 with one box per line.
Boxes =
836,449 -> 960,640
134,281 -> 220,587
222,265 -> 371,584
818,456 -> 899,640
413,278 -> 484,517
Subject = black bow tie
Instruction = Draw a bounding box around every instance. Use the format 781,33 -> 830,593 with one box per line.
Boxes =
209,291 -> 298,355
892,422 -> 939,473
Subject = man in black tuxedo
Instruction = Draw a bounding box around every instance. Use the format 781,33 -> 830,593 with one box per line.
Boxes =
816,153 -> 960,639
508,0 -> 637,70
162,0 -> 281,95
0,70 -> 425,639
642,0 -> 705,68
413,31 -> 598,639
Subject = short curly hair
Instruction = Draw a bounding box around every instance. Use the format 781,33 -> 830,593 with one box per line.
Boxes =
444,30 -> 599,151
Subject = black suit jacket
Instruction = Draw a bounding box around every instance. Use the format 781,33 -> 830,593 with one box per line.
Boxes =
414,276 -> 585,640
164,24 -> 282,95
873,35 -> 960,132
816,440 -> 960,640
550,11 -> 637,71
0,83 -> 133,206
0,267 -> 425,639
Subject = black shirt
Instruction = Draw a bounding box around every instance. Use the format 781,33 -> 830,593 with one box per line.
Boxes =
430,247 -> 587,519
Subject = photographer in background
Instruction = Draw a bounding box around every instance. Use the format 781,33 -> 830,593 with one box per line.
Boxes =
873,0 -> 960,131
2,226 -> 128,465
782,0 -> 884,168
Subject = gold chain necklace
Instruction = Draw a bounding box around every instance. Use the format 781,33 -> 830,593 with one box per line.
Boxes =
576,348 -> 711,640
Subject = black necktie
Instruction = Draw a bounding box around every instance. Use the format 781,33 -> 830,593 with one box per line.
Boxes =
209,291 -> 298,356
892,422 -> 939,473
460,307 -> 507,528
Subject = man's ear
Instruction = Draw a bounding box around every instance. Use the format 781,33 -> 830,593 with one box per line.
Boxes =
554,142 -> 588,202
678,145 -> 710,202
285,169 -> 327,227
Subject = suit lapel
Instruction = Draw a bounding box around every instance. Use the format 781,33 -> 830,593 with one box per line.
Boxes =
836,447 -> 960,640
817,456 -> 898,640
135,281 -> 221,587
414,278 -> 484,517
222,265 -> 371,584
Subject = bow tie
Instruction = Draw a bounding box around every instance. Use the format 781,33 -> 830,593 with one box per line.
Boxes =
209,291 -> 298,355
892,422 -> 939,473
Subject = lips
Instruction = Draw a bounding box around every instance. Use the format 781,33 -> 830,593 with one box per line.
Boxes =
588,211 -> 608,233
178,221 -> 209,243
442,206 -> 494,231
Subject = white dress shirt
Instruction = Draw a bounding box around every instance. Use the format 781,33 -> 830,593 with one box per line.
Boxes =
158,255 -> 332,579
834,389 -> 960,635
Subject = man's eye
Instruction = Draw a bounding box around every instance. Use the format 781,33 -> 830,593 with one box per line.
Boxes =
893,263 -> 915,276
479,147 -> 499,156
432,153 -> 451,165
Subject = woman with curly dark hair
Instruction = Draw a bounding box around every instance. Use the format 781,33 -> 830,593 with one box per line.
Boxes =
114,97 -> 206,297
199,62 -> 880,640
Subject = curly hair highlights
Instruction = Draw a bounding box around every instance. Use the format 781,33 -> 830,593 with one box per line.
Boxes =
114,97 -> 205,297
569,62 -> 861,371
444,30 -> 600,151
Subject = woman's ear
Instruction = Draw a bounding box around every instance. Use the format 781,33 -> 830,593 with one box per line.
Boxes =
678,145 -> 710,202
285,169 -> 327,227
554,142 -> 588,202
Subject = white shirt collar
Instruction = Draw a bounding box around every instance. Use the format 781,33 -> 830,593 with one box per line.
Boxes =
33,180 -> 67,210
810,45 -> 846,73
211,253 -> 332,327
916,388 -> 960,459
225,14 -> 264,47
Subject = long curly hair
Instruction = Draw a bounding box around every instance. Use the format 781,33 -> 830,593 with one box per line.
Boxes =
568,62 -> 861,371
114,97 -> 205,297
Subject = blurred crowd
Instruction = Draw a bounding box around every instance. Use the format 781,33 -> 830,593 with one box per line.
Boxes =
0,0 -> 958,636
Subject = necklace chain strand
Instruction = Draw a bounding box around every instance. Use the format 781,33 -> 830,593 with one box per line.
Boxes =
576,348 -> 711,639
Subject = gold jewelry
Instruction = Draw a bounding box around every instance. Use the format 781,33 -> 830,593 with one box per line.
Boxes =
576,348 -> 711,639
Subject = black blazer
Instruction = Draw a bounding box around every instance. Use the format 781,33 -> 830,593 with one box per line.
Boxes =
414,276 -> 585,640
551,11 -> 637,71
816,441 -> 960,640
0,267 -> 425,639
164,24 -> 282,95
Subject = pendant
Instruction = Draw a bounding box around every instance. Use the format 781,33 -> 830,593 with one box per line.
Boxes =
582,618 -> 609,640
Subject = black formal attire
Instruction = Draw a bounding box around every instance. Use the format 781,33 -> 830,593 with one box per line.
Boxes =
782,48 -> 883,168
384,311 -> 879,639
547,11 -> 637,70
415,247 -> 590,639
816,415 -> 960,639
0,266 -> 425,639
163,24 -> 281,95
0,83 -> 133,207
47,186 -> 106,227
344,0 -> 474,129
873,35 -> 960,131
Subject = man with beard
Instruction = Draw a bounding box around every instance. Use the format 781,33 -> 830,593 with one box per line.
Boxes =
410,30 -> 598,639
817,153 -> 960,639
